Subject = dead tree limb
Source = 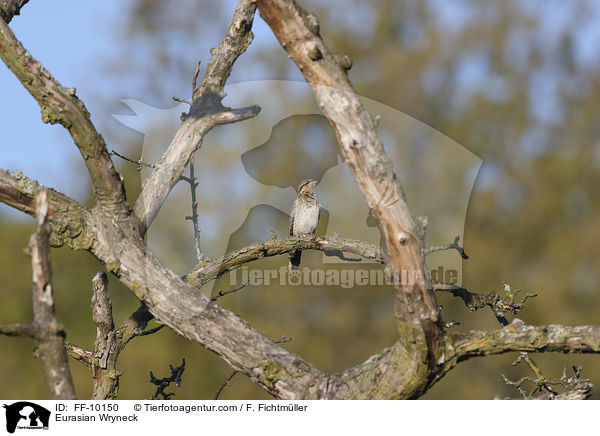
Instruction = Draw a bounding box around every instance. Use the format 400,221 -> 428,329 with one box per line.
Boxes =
148,359 -> 186,400
186,233 -> 384,286
89,272 -> 162,399
0,0 -> 29,23
29,189 -> 76,399
133,0 -> 260,232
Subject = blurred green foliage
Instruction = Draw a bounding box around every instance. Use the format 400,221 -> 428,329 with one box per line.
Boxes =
2,0 -> 600,399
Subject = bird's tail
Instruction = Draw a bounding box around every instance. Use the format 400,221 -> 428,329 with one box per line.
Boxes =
289,250 -> 302,271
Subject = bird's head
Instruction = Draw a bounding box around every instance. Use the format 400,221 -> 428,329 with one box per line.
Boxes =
297,179 -> 318,198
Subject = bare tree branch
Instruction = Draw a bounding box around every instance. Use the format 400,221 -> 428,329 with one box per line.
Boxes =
193,2 -> 255,101
148,359 -> 186,400
186,233 -> 384,286
65,342 -> 93,367
63,273 -> 166,399
500,354 -> 593,399
437,319 -> 600,384
255,2 -> 437,307
137,324 -> 165,337
133,0 -> 260,232
110,149 -> 155,170
184,155 -> 203,262
424,235 -> 469,259
0,20 -> 129,213
0,323 -> 36,337
214,370 -> 239,400
211,281 -> 248,302
6,170 -> 596,399
29,189 -> 77,399
89,271 -> 159,399
534,383 -> 592,400
92,271 -> 115,341
90,270 -> 118,399
0,0 -> 29,23
435,283 -> 537,326
0,169 -> 93,250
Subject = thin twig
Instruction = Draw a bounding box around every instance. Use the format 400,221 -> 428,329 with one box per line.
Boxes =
192,60 -> 201,96
0,323 -> 36,338
172,96 -> 192,105
435,283 -> 537,326
184,154 -> 203,262
149,359 -> 186,400
214,370 -> 239,400
211,281 -> 249,301
65,342 -> 93,367
501,352 -> 592,399
274,334 -> 292,344
424,235 -> 469,259
110,149 -> 155,170
138,324 -> 166,336
172,61 -> 202,106
443,320 -> 460,328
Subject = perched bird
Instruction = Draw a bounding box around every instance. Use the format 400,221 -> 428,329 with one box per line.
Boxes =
289,179 -> 320,271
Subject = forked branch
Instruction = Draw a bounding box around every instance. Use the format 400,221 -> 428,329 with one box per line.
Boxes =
133,0 -> 261,232
89,272 -> 164,399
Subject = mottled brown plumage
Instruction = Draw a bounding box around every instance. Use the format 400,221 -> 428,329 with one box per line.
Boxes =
289,179 -> 320,270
